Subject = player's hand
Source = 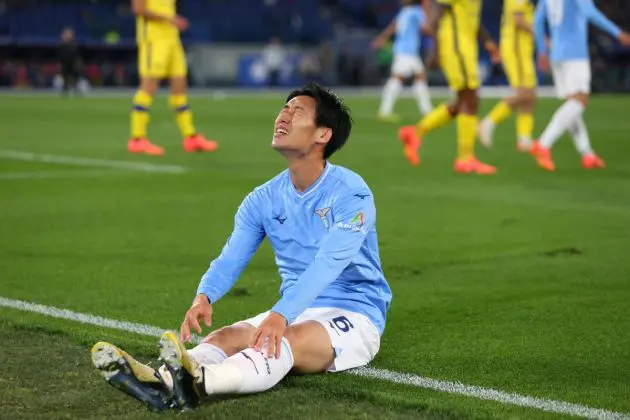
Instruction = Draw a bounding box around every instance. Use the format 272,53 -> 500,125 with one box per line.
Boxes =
484,41 -> 501,64
618,32 -> 630,47
538,53 -> 550,73
180,294 -> 213,342
427,50 -> 439,69
250,311 -> 287,359
172,15 -> 189,31
370,37 -> 385,50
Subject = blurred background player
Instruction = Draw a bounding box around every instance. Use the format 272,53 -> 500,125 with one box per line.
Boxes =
129,0 -> 218,156
58,27 -> 80,96
398,0 -> 501,174
532,0 -> 630,171
479,0 -> 536,152
372,0 -> 433,123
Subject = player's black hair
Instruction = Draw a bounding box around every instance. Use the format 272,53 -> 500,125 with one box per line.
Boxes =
286,82 -> 353,159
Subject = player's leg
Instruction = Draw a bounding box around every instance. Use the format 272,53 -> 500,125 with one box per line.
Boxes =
514,87 -> 536,151
479,53 -> 519,147
453,40 -> 495,174
91,341 -> 172,411
169,42 -> 218,153
377,55 -> 406,122
159,308 -> 379,408
568,110 -> 605,169
129,42 -> 164,155
533,60 -> 590,170
411,56 -> 433,115
397,35 -> 461,166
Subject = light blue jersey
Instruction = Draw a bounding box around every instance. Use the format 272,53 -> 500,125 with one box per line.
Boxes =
197,163 -> 392,334
534,0 -> 621,63
393,5 -> 425,55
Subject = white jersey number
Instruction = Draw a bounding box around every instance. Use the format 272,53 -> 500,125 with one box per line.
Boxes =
546,0 -> 565,26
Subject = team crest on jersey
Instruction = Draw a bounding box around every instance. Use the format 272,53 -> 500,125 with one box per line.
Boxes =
315,207 -> 331,229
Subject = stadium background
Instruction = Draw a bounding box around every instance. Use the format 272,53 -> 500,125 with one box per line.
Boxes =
1,0 -> 630,91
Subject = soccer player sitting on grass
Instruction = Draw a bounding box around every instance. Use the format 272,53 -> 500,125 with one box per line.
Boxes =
90,82 -> 393,411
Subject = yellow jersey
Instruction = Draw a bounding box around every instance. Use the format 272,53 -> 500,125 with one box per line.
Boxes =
136,0 -> 178,44
437,0 -> 483,40
500,0 -> 534,47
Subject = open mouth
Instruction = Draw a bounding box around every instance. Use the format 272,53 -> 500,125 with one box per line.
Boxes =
274,127 -> 289,138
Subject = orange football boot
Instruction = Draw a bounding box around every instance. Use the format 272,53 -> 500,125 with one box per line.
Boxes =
128,138 -> 164,156
183,134 -> 218,153
453,157 -> 497,175
582,153 -> 605,169
398,126 -> 421,166
530,141 -> 555,171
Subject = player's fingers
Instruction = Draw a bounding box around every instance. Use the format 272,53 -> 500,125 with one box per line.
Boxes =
255,330 -> 266,352
250,328 -> 262,349
180,320 -> 190,342
203,310 -> 212,327
189,312 -> 202,334
275,333 -> 282,359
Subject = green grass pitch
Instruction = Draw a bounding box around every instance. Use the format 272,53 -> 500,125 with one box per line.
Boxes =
1,92 -> 629,419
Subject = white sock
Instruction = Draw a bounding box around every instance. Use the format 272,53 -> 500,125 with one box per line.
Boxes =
158,343 -> 228,391
412,79 -> 433,115
539,99 -> 584,149
568,115 -> 593,156
378,78 -> 402,115
200,338 -> 294,395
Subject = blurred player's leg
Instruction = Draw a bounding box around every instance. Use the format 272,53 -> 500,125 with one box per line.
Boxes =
377,76 -> 403,122
479,100 -> 512,148
129,42 -> 165,156
533,61 -> 591,170
568,116 -> 605,169
412,72 -> 433,115
169,42 -> 218,153
454,89 -> 496,175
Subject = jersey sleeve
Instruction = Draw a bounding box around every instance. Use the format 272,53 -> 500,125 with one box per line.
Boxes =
509,0 -> 529,13
196,191 -> 266,303
576,0 -> 621,38
271,188 -> 376,323
534,0 -> 548,54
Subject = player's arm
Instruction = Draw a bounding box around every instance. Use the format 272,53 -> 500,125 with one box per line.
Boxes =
195,191 -> 266,304
478,25 -> 500,63
180,191 -> 266,341
270,189 -> 376,324
371,19 -> 396,49
534,1 -> 550,71
576,0 -> 630,44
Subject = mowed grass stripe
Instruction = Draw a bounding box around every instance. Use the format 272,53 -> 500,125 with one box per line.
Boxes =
1,296 -> 628,420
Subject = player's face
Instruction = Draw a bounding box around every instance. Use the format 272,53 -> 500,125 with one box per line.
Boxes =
272,95 -> 324,156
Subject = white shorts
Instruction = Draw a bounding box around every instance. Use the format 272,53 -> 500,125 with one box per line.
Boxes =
240,307 -> 381,373
551,59 -> 591,99
391,54 -> 425,78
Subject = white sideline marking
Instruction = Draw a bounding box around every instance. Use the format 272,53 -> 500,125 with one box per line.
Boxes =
0,150 -> 188,174
0,170 -> 118,180
0,296 -> 628,420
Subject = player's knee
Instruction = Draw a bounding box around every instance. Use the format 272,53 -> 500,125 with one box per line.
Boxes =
202,324 -> 253,357
570,93 -> 589,107
169,77 -> 187,95
458,89 -> 479,114
285,323 -> 334,374
414,73 -> 426,82
139,78 -> 158,95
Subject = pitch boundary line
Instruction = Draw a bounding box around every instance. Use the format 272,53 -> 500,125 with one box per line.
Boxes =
0,169 -> 123,180
0,150 -> 189,174
0,296 -> 628,420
